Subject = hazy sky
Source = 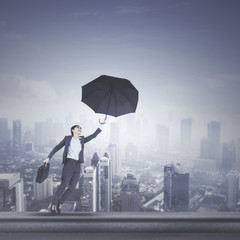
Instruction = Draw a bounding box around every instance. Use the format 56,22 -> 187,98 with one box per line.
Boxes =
1,0 -> 240,139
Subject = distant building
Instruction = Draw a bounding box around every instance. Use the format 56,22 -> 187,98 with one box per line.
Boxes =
34,122 -> 45,147
222,140 -> 236,173
208,121 -> 221,169
226,171 -> 239,210
34,176 -> 53,201
156,124 -> 169,153
164,163 -> 189,212
13,120 -> 22,156
180,118 -> 192,155
0,173 -> 25,211
108,143 -> 120,177
236,138 -> 240,171
121,172 -> 140,212
79,165 -> 97,212
97,155 -> 112,212
0,118 -> 10,158
25,142 -> 34,152
199,121 -> 221,171
200,138 -> 209,159
91,152 -> 100,168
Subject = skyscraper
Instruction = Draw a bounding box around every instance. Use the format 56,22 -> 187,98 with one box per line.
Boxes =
34,176 -> 53,201
79,166 -> 97,212
97,155 -> 112,212
108,143 -> 120,177
208,121 -> 221,169
164,163 -> 189,212
180,118 -> 192,155
235,138 -> 240,171
91,152 -> 100,167
0,173 -> 25,211
12,120 -> 22,156
226,171 -> 239,210
200,138 -> 209,159
156,124 -> 169,153
121,172 -> 140,212
0,118 -> 10,159
222,140 -> 236,173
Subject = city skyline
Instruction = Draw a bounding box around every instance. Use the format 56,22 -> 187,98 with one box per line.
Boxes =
0,0 -> 240,141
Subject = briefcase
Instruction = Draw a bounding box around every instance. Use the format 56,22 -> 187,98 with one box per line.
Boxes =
36,163 -> 50,183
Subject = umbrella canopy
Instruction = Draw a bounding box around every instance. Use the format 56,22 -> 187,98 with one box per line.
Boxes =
81,75 -> 138,119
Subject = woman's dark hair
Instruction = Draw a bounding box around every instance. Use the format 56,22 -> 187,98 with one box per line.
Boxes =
70,125 -> 82,136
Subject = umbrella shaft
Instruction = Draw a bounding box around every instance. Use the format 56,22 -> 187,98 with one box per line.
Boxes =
105,88 -> 113,116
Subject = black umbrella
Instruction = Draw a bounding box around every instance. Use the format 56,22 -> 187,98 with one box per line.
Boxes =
81,75 -> 139,123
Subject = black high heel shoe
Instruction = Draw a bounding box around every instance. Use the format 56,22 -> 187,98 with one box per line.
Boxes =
50,203 -> 56,215
57,202 -> 62,214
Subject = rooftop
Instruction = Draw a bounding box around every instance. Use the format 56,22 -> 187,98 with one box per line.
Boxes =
0,212 -> 240,240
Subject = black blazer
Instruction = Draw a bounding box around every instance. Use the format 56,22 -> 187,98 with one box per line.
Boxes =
47,128 -> 102,164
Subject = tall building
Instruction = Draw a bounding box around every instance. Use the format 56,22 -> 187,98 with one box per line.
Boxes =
79,166 -> 97,212
0,118 -> 9,141
222,140 -> 236,173
91,152 -> 100,167
97,155 -> 112,212
34,122 -> 44,147
226,171 -> 239,210
108,143 -> 120,177
0,118 -> 10,159
200,138 -> 209,159
121,172 -> 140,212
0,173 -> 25,211
208,121 -> 221,169
13,120 -> 22,156
235,138 -> 240,171
164,163 -> 189,212
156,124 -> 169,153
180,118 -> 192,155
34,176 -> 53,201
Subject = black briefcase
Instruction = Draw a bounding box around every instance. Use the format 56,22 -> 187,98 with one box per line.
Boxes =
36,163 -> 50,183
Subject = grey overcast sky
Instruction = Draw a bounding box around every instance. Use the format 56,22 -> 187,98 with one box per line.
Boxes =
0,0 -> 240,138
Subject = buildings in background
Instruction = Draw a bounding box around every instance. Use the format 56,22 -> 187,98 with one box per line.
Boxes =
12,120 -> 22,156
0,118 -> 10,159
222,140 -> 236,173
164,163 -> 189,212
97,154 -> 112,212
0,173 -> 25,211
80,153 -> 112,212
79,165 -> 97,212
226,171 -> 239,210
199,121 -> 221,171
121,172 -> 140,212
34,176 -> 53,201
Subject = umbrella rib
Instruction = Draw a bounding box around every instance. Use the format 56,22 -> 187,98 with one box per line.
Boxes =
95,87 -> 112,113
118,87 -> 138,111
81,87 -> 107,101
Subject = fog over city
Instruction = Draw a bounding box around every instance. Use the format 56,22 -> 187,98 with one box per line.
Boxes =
1,0 -> 240,215
1,0 -> 240,149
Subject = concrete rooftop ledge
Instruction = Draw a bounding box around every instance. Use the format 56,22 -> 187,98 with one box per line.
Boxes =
1,212 -> 240,234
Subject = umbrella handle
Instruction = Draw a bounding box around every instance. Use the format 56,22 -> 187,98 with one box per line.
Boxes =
99,115 -> 107,125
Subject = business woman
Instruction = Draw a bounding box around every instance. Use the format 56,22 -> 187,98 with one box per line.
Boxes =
43,120 -> 105,214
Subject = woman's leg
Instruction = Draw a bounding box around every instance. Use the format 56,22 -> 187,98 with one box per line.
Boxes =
52,159 -> 73,205
58,162 -> 81,204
